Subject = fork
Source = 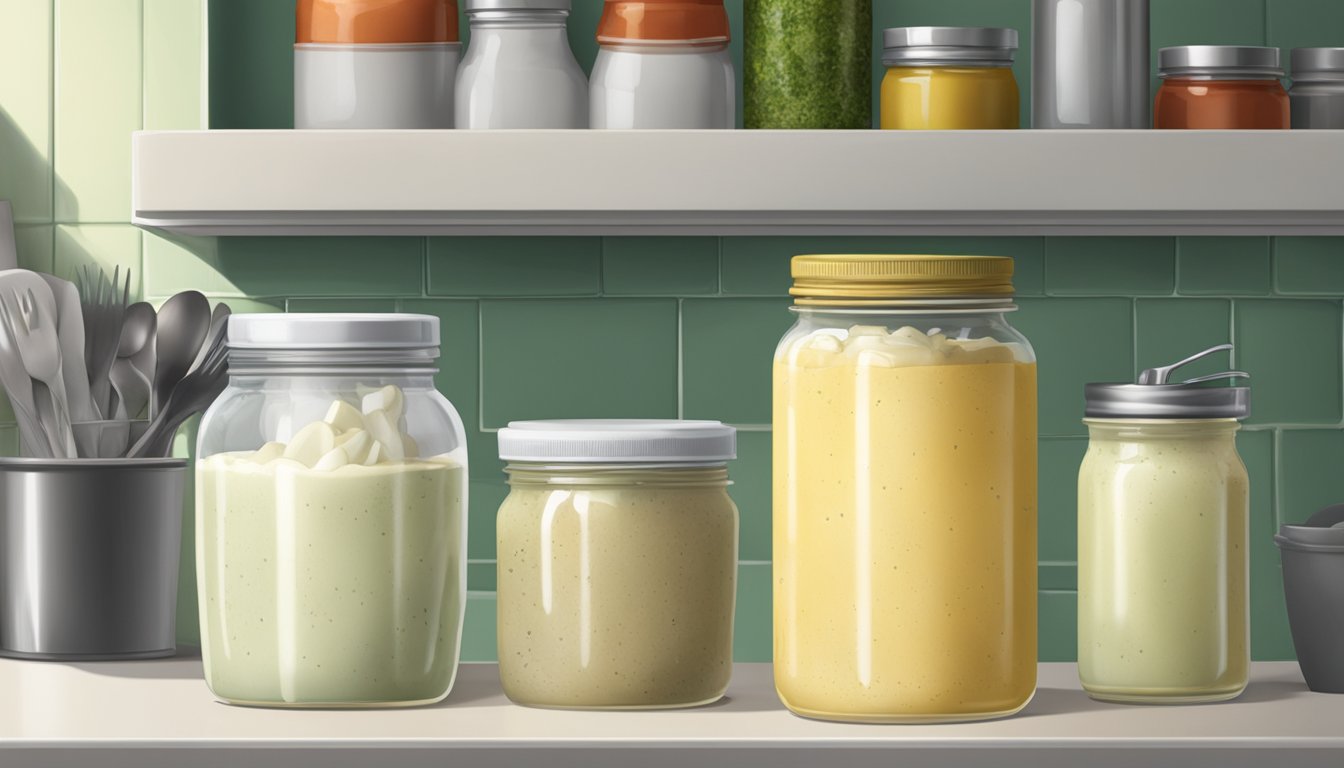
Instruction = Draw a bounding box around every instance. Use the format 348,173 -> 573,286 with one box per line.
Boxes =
0,299 -> 52,457
7,284 -> 78,458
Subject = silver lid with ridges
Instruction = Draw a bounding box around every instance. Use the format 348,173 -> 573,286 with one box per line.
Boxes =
883,27 -> 1018,67
1159,46 -> 1283,79
1292,47 -> 1344,80
1085,345 -> 1251,420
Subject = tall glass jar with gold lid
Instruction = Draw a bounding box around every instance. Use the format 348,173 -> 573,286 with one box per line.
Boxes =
773,255 -> 1038,723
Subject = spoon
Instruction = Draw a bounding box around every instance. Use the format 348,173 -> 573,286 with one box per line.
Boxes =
110,302 -> 156,421
129,320 -> 229,458
151,291 -> 210,420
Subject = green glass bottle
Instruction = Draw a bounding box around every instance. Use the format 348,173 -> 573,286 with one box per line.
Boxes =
744,0 -> 872,129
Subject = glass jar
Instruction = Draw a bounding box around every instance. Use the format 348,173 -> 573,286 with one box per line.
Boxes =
455,0 -> 588,129
196,314 -> 468,708
1078,346 -> 1250,704
1290,47 -> 1344,129
881,27 -> 1021,130
744,0 -> 871,129
773,255 -> 1038,724
590,0 -> 735,129
294,0 -> 461,129
1155,46 -> 1289,129
495,420 -> 738,709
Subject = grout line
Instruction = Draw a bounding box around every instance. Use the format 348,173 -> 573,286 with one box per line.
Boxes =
676,298 -> 684,420
477,301 -> 486,433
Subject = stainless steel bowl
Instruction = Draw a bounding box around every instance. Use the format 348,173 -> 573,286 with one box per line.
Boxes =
0,458 -> 186,660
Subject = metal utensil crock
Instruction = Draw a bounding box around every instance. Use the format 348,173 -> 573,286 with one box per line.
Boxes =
0,458 -> 186,660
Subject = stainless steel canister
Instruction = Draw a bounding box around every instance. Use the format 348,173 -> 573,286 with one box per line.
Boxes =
1033,0 -> 1149,128
1291,48 -> 1344,129
0,458 -> 186,660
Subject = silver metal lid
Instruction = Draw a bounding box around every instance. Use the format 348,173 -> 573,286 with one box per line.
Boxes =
1159,46 -> 1283,79
1292,47 -> 1344,80
1085,345 -> 1251,420
882,27 -> 1018,67
228,313 -> 439,350
465,0 -> 570,12
498,420 -> 736,463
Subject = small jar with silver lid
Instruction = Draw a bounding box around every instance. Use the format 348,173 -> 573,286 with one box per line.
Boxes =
1290,48 -> 1344,129
1077,345 -> 1251,704
880,27 -> 1021,130
1155,46 -> 1289,129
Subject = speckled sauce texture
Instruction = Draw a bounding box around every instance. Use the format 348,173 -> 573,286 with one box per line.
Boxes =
496,482 -> 738,709
1078,420 -> 1249,703
773,326 -> 1038,723
197,457 -> 466,707
744,0 -> 871,128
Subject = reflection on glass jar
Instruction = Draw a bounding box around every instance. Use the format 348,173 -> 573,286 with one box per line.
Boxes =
196,314 -> 468,708
495,420 -> 738,709
881,27 -> 1020,130
773,255 -> 1038,723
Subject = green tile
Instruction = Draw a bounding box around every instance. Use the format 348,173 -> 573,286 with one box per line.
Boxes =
1275,237 -> 1344,295
145,236 -> 424,298
682,298 -> 793,425
286,298 -> 400,313
428,238 -> 600,297
1241,430 -> 1295,660
1040,437 -> 1086,566
1278,430 -> 1344,526
720,236 -> 1045,297
875,0 -> 1032,128
1151,0 -> 1267,97
734,562 -> 772,663
1135,299 -> 1231,382
0,0 -> 52,224
479,299 -> 678,427
1039,563 -> 1077,592
460,594 -> 498,663
1046,238 -> 1176,296
0,426 -> 18,457
1235,300 -> 1342,425
602,238 -> 719,296
1267,0 -> 1344,51
54,0 -> 141,223
1178,237 -> 1272,296
144,0 -> 206,131
730,430 -> 771,562
13,225 -> 54,273
470,478 -> 509,561
208,0 -> 295,128
1039,591 -> 1078,662
1014,298 -> 1134,437
468,562 -> 497,593
54,225 -> 144,299
565,0 -> 605,75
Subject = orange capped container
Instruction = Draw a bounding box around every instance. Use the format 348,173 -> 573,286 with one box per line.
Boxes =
294,0 -> 462,129
596,0 -> 730,44
1155,46 -> 1289,129
297,0 -> 459,44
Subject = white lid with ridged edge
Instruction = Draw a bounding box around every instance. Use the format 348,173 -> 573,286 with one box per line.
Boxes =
497,420 -> 736,463
228,313 -> 439,350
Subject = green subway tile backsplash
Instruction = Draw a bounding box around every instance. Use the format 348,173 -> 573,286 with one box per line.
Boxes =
1235,300 -> 1342,425
1178,237 -> 1273,296
9,0 -> 1344,666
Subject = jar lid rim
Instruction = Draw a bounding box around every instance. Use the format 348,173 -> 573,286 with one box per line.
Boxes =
228,313 -> 440,350
498,419 -> 736,462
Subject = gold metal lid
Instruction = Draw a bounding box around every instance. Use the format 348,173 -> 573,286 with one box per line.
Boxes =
790,254 -> 1015,305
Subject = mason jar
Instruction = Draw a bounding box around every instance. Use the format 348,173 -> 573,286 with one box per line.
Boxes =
496,420 -> 738,709
881,27 -> 1021,129
1078,345 -> 1250,704
196,314 -> 468,708
1155,46 -> 1289,129
773,255 -> 1038,723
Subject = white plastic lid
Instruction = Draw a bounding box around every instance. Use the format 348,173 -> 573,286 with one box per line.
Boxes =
228,314 -> 440,350
497,419 -> 736,463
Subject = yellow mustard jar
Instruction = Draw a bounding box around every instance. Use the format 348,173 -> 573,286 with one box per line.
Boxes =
880,27 -> 1020,130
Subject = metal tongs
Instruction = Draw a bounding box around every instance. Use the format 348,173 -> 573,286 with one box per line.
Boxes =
1138,344 -> 1250,387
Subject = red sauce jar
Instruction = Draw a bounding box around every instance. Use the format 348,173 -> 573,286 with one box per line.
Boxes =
1155,46 -> 1289,129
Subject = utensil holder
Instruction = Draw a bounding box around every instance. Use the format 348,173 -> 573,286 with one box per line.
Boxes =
0,458 -> 186,660
1276,504 -> 1344,693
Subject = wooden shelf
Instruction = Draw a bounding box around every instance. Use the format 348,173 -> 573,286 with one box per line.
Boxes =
132,129 -> 1344,237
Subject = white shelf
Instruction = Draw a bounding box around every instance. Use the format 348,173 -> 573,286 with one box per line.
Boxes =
1,659 -> 1340,768
132,129 -> 1344,237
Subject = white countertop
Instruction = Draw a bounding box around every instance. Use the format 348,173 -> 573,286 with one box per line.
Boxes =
1,658 -> 1340,768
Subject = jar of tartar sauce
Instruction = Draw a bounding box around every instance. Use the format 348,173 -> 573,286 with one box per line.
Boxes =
590,0 -> 736,129
495,420 -> 738,709
1078,344 -> 1251,704
196,314 -> 469,708
455,0 -> 588,129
